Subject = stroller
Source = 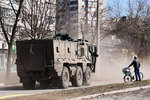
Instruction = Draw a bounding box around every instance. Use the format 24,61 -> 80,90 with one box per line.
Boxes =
122,67 -> 143,83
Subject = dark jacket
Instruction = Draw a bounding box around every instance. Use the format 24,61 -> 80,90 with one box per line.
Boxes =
128,59 -> 140,70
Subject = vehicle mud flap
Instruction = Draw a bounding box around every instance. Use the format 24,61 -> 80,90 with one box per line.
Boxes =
22,78 -> 36,90
40,80 -> 50,89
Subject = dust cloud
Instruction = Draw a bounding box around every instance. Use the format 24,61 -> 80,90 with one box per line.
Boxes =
92,53 -> 150,85
0,53 -> 150,86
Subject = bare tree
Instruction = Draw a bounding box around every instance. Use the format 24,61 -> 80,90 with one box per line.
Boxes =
108,0 -> 150,58
0,0 -> 24,78
20,0 -> 56,40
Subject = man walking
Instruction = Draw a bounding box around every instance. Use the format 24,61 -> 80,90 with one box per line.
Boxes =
128,56 -> 141,81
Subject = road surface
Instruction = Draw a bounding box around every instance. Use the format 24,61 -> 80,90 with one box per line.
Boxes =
0,81 -> 116,99
0,77 -> 123,97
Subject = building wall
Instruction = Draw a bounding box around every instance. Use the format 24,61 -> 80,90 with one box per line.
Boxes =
56,0 -> 106,39
79,0 -> 106,42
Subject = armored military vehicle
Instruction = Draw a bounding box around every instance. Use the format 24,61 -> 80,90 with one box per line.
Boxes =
16,34 -> 98,89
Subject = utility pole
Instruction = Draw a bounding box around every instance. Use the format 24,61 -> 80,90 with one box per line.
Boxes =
96,0 -> 100,73
85,0 -> 88,24
84,0 -> 88,40
55,0 -> 59,35
96,0 -> 99,45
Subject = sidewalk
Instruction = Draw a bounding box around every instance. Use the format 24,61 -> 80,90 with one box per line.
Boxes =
68,85 -> 150,100
0,72 -> 19,86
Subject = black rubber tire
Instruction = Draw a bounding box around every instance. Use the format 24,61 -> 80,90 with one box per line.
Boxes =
22,79 -> 35,90
61,67 -> 70,88
73,67 -> 83,87
40,80 -> 49,89
83,67 -> 91,85
123,75 -> 132,83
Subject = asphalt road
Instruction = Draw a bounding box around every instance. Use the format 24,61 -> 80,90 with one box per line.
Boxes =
0,81 -> 109,99
0,78 -> 122,98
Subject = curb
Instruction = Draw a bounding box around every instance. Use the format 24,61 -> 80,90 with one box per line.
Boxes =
68,85 -> 150,100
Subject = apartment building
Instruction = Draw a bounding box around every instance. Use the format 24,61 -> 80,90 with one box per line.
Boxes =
56,0 -> 106,39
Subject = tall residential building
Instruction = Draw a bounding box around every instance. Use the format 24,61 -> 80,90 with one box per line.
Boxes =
56,0 -> 106,39
81,0 -> 106,42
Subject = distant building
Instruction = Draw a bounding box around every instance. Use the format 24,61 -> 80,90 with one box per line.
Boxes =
56,0 -> 106,39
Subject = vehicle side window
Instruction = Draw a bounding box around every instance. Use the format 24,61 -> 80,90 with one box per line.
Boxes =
75,50 -> 78,55
67,48 -> 70,53
56,47 -> 59,53
80,48 -> 84,56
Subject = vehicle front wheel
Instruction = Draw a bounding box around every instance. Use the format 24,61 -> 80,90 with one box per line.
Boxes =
83,67 -> 91,85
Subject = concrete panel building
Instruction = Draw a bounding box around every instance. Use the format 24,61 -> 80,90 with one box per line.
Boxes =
56,0 -> 106,39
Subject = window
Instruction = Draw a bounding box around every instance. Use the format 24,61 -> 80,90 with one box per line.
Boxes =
56,47 -> 59,53
70,6 -> 78,11
80,48 -> 84,56
70,1 -> 78,5
67,48 -> 70,53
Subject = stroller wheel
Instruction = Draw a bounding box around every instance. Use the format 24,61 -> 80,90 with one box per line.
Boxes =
124,75 -> 132,83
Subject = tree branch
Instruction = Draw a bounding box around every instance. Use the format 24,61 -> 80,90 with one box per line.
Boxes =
9,0 -> 17,15
10,0 -> 24,45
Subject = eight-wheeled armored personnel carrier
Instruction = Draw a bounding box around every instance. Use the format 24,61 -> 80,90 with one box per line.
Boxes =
16,35 -> 98,89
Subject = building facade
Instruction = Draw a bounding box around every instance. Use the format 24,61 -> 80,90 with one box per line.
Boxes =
56,0 -> 106,39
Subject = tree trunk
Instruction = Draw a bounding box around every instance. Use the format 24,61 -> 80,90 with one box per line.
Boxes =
5,45 -> 13,80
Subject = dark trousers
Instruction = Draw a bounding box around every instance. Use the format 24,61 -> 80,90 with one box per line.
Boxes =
135,69 -> 141,81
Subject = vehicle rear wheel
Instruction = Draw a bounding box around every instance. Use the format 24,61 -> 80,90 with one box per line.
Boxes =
22,78 -> 35,90
61,67 -> 70,88
73,67 -> 83,87
83,67 -> 91,85
123,75 -> 132,83
40,80 -> 49,89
